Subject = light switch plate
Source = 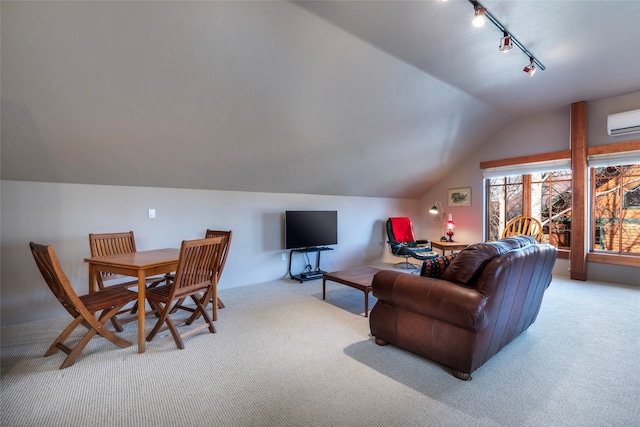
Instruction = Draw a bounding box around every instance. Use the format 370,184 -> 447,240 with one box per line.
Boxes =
148,209 -> 156,219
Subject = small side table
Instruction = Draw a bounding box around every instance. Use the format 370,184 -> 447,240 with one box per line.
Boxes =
431,241 -> 468,256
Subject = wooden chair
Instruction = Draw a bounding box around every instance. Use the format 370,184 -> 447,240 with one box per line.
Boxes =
29,242 -> 137,369
501,216 -> 543,242
170,229 -> 232,316
145,237 -> 224,349
204,229 -> 232,310
89,231 -> 168,330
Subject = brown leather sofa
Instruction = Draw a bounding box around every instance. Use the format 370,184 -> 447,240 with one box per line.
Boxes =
369,235 -> 557,380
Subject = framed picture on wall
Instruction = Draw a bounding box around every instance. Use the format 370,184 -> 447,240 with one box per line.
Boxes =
448,187 -> 471,207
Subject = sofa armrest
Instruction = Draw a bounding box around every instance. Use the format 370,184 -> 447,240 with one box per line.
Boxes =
372,270 -> 487,331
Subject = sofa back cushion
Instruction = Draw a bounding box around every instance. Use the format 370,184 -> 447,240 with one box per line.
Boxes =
441,235 -> 536,286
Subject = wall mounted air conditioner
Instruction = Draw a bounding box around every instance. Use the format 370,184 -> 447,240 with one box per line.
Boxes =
607,109 -> 640,136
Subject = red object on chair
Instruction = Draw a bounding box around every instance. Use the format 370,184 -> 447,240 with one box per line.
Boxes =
389,217 -> 416,242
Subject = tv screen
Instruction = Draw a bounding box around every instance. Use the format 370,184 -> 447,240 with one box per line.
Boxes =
285,211 -> 338,249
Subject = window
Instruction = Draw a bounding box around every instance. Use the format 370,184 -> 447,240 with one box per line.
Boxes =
591,163 -> 640,255
487,176 -> 522,241
487,170 -> 572,248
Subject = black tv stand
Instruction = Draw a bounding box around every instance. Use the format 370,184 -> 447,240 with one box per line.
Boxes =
288,247 -> 334,283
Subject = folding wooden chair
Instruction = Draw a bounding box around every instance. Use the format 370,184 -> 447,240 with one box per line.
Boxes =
204,229 -> 232,310
89,231 -> 168,330
170,229 -> 232,317
30,242 -> 137,369
145,237 -> 224,349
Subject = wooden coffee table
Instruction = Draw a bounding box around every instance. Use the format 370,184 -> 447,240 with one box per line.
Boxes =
322,266 -> 381,317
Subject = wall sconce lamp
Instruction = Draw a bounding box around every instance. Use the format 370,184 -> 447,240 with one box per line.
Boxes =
429,201 -> 449,242
446,214 -> 456,242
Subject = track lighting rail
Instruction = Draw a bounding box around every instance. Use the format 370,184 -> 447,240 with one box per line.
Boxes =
468,0 -> 545,71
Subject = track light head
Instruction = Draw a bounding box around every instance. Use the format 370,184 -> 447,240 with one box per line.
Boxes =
473,5 -> 486,27
499,33 -> 513,53
523,57 -> 536,76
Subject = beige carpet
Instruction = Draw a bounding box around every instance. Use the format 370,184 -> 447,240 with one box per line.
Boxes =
1,274 -> 639,426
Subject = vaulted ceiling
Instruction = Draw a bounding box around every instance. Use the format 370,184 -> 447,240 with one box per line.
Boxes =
2,1 -> 640,198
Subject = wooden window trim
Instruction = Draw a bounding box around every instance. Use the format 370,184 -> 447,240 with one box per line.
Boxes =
587,140 -> 640,156
479,140 -> 640,171
586,252 -> 640,267
480,151 -> 571,170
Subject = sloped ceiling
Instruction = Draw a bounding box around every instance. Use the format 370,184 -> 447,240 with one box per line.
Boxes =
2,1 -> 640,198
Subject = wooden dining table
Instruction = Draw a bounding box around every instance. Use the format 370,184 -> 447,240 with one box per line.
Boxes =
84,248 -> 180,353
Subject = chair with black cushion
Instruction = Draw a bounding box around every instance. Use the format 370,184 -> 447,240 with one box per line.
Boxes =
89,231 -> 169,330
501,216 -> 543,242
145,237 -> 224,349
30,242 -> 138,369
386,217 -> 439,269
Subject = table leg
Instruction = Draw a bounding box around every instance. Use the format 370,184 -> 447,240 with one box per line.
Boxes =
322,278 -> 326,300
88,265 -> 97,293
364,291 -> 369,318
137,270 -> 146,353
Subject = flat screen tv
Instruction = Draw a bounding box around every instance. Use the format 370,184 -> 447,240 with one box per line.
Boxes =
285,210 -> 338,250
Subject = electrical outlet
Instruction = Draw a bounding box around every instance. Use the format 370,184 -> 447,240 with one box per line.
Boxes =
281,253 -> 287,261
148,209 -> 156,219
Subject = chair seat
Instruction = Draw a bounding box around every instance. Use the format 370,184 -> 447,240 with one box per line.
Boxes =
147,282 -> 210,301
80,288 -> 138,313
146,284 -> 173,300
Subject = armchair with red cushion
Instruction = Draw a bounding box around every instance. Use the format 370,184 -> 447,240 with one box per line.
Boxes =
386,217 -> 439,269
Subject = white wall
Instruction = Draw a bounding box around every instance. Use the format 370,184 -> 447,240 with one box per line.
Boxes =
419,91 -> 640,287
0,181 -> 417,326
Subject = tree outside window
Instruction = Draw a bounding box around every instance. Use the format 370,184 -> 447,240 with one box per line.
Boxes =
592,164 -> 640,255
487,176 -> 523,241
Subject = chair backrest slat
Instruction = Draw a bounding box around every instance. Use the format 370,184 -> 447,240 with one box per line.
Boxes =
501,216 -> 543,242
89,231 -> 137,257
89,231 -> 138,285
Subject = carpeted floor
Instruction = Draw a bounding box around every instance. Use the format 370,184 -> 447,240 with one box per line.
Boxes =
1,274 -> 639,426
